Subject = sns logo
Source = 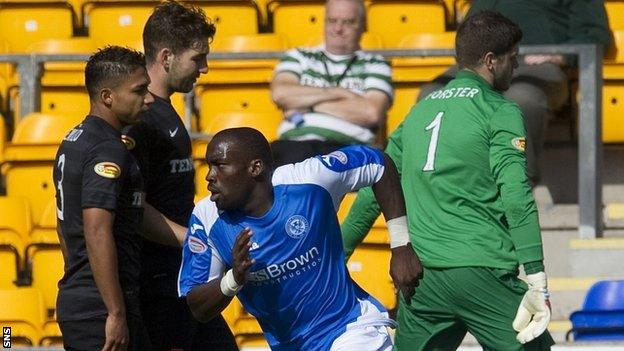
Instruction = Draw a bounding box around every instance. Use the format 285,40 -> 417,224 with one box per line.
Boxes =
285,215 -> 310,239
320,151 -> 348,167
3,326 -> 10,348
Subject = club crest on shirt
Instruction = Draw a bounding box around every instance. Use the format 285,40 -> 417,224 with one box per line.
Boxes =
285,215 -> 310,239
188,236 -> 207,254
121,135 -> 136,150
511,137 -> 526,152
94,162 -> 121,179
320,151 -> 348,167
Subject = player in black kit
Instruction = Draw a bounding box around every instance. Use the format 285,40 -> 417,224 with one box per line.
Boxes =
54,46 -> 187,351
122,1 -> 238,350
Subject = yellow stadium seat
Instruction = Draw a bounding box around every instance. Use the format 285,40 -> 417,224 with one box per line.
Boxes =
367,1 -> 447,48
40,320 -> 62,346
453,0 -> 471,25
0,2 -> 74,53
83,0 -> 154,47
348,244 -> 395,309
337,192 -> 388,244
387,84 -> 419,135
192,0 -> 260,37
197,84 -> 280,128
269,0 -> 325,48
27,247 -> 63,319
4,113 -> 83,162
602,83 -> 624,143
5,162 -> 56,224
606,0 -> 624,31
202,33 -> 288,84
201,111 -> 282,141
392,32 -> 456,82
605,31 -> 624,77
0,288 -> 45,346
30,199 -> 59,245
26,38 -> 98,87
195,162 -> 208,197
0,196 -> 31,289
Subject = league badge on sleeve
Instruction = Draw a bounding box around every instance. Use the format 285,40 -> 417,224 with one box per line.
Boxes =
188,235 -> 208,254
511,137 -> 526,152
320,151 -> 348,167
94,162 -> 121,179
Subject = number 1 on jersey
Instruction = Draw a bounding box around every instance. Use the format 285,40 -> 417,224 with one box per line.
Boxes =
423,112 -> 444,172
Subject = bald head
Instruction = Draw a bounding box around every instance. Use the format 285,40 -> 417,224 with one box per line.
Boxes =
209,127 -> 274,169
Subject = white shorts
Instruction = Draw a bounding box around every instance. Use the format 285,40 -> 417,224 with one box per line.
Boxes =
330,324 -> 393,351
329,299 -> 395,351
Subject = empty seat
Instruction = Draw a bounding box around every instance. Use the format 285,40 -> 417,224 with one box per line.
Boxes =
348,245 -> 394,309
5,162 -> 56,224
269,0 -> 325,48
40,320 -> 63,346
0,196 -> 30,289
0,288 -> 45,346
337,192 -> 388,244
387,85 -> 419,135
201,111 -> 282,141
392,32 -> 456,82
603,31 -> 624,142
27,247 -> 63,319
0,1 -> 74,53
83,0 -> 154,47
606,0 -> 624,31
569,280 -> 624,341
26,38 -> 98,87
197,84 -> 279,128
192,0 -> 260,37
202,33 -> 288,84
367,1 -> 447,48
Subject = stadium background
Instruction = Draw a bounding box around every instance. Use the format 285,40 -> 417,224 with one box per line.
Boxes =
0,0 -> 623,349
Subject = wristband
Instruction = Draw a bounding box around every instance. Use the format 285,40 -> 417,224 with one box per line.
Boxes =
387,216 -> 410,249
220,269 -> 243,297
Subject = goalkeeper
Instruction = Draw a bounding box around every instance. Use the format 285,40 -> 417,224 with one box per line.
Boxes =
341,11 -> 555,350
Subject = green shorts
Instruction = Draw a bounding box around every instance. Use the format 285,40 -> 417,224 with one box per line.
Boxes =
394,266 -> 555,351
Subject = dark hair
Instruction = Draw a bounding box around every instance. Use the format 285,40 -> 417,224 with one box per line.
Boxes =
143,0 -> 216,64
456,11 -> 522,69
213,127 -> 274,169
85,46 -> 146,99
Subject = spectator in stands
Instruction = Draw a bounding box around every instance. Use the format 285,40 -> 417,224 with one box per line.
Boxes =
178,127 -> 421,350
417,0 -> 611,185
270,0 -> 393,166
122,1 -> 238,350
54,46 -> 186,351
342,11 -> 555,349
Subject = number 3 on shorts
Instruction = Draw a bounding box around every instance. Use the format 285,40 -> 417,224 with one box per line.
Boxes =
423,111 -> 444,172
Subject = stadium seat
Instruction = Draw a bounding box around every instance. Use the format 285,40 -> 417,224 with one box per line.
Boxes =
337,192 -> 388,244
0,288 -> 45,346
452,0 -> 471,26
192,0 -> 260,37
201,111 -> 282,141
0,196 -> 30,289
0,1 -> 75,53
4,162 -> 56,224
202,33 -> 287,84
603,31 -> 624,142
30,199 -> 59,245
4,113 -> 83,162
195,162 -> 208,197
367,0 -> 447,48
83,0 -> 154,47
26,246 -> 63,319
40,320 -> 62,346
197,84 -> 280,129
348,244 -> 394,309
268,0 -> 325,48
26,38 -> 97,87
569,280 -> 624,341
387,85 -> 419,135
606,0 -> 624,31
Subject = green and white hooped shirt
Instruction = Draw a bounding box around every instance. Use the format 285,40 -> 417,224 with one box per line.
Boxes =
275,45 -> 393,144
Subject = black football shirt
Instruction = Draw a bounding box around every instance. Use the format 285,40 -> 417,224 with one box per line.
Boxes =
123,94 -> 194,296
54,115 -> 144,321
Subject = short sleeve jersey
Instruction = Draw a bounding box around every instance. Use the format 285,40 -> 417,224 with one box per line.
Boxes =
54,115 -> 144,322
274,46 -> 394,144
178,146 -> 391,351
123,94 -> 194,296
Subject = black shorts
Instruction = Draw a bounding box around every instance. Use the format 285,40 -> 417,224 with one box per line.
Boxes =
140,294 -> 238,351
59,313 -> 151,351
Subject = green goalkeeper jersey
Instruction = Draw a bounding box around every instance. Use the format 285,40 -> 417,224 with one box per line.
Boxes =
342,69 -> 544,270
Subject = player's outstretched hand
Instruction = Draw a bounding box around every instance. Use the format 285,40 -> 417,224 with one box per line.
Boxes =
102,313 -> 128,351
232,227 -> 255,285
390,244 -> 423,302
513,272 -> 551,344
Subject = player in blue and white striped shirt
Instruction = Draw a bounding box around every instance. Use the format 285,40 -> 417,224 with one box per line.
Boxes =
178,127 -> 421,350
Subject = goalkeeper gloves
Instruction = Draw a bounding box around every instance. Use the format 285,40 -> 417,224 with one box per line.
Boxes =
512,271 -> 551,344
